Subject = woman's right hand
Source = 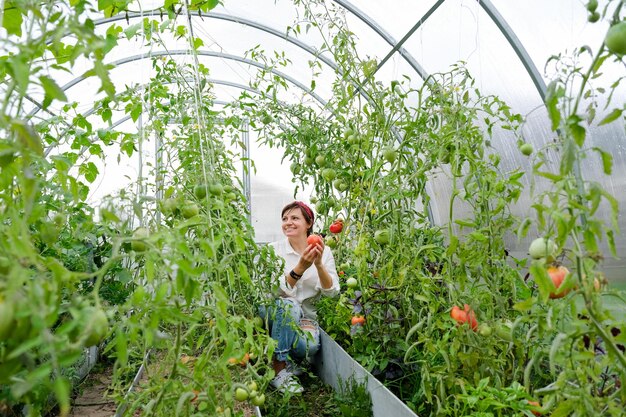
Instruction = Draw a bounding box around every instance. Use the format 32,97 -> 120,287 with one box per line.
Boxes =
297,243 -> 322,271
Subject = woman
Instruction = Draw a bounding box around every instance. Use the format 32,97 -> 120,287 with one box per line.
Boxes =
260,201 -> 340,394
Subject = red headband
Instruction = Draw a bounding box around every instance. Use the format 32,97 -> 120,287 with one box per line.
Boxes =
294,201 -> 314,222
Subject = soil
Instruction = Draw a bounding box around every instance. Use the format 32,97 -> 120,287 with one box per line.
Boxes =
65,365 -> 116,417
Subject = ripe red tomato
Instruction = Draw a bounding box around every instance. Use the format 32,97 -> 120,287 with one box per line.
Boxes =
351,316 -> 365,326
548,265 -> 570,299
307,234 -> 323,247
527,400 -> 542,415
450,304 -> 478,331
450,306 -> 466,323
329,220 -> 343,234
464,304 -> 478,331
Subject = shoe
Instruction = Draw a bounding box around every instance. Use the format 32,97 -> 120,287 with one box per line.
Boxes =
270,369 -> 304,394
286,360 -> 306,376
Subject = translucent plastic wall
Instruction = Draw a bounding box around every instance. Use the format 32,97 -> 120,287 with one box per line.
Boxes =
19,0 -> 626,278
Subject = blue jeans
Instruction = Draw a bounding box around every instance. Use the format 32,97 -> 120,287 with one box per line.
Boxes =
258,298 -> 320,363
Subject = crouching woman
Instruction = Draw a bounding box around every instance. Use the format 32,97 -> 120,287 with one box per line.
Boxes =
259,201 -> 340,394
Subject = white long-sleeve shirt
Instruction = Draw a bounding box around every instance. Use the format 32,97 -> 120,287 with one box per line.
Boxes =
269,238 -> 340,320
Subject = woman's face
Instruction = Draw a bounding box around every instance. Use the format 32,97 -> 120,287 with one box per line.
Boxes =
281,208 -> 311,239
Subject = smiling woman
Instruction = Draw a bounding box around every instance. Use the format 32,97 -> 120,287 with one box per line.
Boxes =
258,201 -> 340,394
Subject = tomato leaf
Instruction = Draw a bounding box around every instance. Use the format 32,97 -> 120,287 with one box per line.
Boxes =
549,333 -> 568,375
591,146 -> 613,175
551,399 -> 576,417
530,261 -> 555,302
2,2 -> 23,36
53,377 -> 70,417
544,80 -> 563,131
598,108 -> 622,126
559,137 -> 575,176
513,297 -> 535,311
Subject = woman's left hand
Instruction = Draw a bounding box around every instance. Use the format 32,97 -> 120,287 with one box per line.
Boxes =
310,241 -> 324,267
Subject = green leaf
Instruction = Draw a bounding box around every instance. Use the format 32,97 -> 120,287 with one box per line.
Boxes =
97,0 -> 115,11
598,108 -> 622,126
8,56 -> 29,94
530,261 -> 555,302
124,22 -> 142,39
3,2 -> 23,36
591,147 -> 613,175
544,80 -> 563,131
53,377 -> 70,417
559,137 -> 575,176
40,76 -> 68,109
567,120 -> 586,147
193,37 -> 204,50
454,219 -> 475,228
551,399 -> 575,417
535,170 -> 562,182
79,162 -> 99,183
587,182 -> 602,215
12,119 -> 43,155
549,333 -> 568,375
513,297 -> 535,311
517,217 -> 532,239
606,230 -> 617,257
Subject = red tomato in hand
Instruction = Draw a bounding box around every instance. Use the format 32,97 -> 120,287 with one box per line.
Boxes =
307,234 -> 323,247
329,221 -> 343,234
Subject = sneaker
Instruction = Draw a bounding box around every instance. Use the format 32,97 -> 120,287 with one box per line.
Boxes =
286,360 -> 306,376
270,369 -> 304,394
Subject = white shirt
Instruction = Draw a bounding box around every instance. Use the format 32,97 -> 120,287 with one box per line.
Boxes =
269,238 -> 340,320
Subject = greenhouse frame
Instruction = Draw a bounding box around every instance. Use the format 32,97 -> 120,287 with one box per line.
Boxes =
1,0 -> 625,416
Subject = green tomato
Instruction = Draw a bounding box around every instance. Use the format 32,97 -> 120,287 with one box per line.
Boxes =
193,184 -> 207,199
382,147 -> 397,163
321,168 -> 336,181
234,388 -> 249,402
209,183 -> 224,196
262,113 -> 273,124
333,179 -> 348,192
248,381 -> 258,392
131,227 -> 149,252
315,155 -> 327,167
588,11 -> 600,23
346,277 -> 358,289
84,307 -> 109,346
519,143 -> 533,156
374,229 -> 390,245
478,323 -> 492,337
528,237 -> 557,260
290,162 -> 301,175
160,198 -> 178,216
251,393 -> 265,406
586,0 -> 598,12
182,202 -> 200,218
605,21 -> 626,55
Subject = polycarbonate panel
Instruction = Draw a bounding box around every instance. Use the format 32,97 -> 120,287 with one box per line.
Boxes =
19,0 -> 626,278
